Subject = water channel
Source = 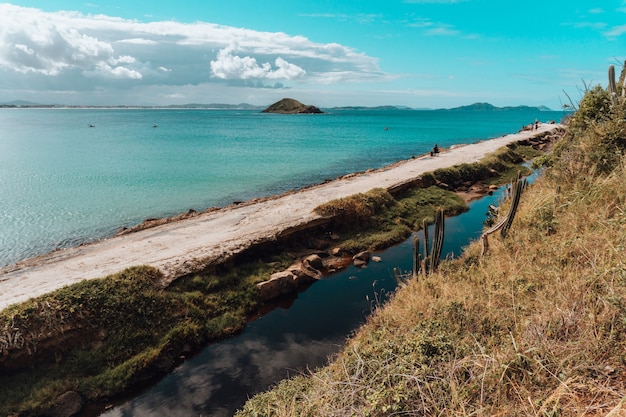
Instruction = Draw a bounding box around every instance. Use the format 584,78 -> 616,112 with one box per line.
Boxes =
96,179 -> 519,417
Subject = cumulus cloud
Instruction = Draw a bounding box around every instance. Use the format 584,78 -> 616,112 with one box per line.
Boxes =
210,43 -> 306,80
0,3 -> 384,102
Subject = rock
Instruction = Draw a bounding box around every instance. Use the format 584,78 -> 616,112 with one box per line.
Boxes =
48,391 -> 84,417
437,181 -> 452,190
291,266 -> 321,284
353,259 -> 368,268
256,271 -> 296,300
303,254 -> 324,272
331,247 -> 343,256
353,251 -> 371,261
256,257 -> 326,301
352,251 -> 371,267
262,98 -> 324,114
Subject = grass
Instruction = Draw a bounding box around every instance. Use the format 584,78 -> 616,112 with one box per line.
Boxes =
235,102 -> 626,415
430,142 -> 539,188
314,186 -> 467,254
0,138 -> 549,416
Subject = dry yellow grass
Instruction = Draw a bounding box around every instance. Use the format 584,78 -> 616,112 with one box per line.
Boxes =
237,97 -> 626,416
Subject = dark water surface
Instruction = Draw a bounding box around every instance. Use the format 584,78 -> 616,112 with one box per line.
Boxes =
98,179 -> 516,417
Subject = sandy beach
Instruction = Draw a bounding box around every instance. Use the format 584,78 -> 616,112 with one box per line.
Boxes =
0,124 -> 561,311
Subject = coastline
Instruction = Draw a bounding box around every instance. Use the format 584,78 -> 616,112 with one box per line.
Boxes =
0,124 -> 562,311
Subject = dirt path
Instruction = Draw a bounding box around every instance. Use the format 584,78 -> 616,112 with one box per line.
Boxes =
0,124 -> 562,311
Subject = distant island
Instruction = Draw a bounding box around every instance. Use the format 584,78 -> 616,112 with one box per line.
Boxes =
262,98 -> 324,114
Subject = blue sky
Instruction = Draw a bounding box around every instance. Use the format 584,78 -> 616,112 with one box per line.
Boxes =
0,1 -> 624,109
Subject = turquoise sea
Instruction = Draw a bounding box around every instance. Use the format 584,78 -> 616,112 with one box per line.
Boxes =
0,107 -> 565,268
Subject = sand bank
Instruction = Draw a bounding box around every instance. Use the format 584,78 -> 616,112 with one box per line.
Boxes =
0,124 -> 562,311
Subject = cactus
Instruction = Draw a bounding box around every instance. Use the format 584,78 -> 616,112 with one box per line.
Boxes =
422,218 -> 430,262
609,64 -> 618,104
500,173 -> 523,238
429,208 -> 445,272
480,171 -> 525,255
413,235 -> 421,278
413,209 -> 445,276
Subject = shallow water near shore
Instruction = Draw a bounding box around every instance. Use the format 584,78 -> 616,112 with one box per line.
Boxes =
96,179 -> 520,417
0,107 -> 562,268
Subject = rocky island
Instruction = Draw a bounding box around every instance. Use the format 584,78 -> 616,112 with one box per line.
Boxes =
262,98 -> 324,114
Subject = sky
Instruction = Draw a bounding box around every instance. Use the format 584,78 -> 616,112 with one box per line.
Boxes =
0,1 -> 625,109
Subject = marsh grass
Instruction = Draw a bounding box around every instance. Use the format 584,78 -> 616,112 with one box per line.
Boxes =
315,186 -> 467,254
432,143 -> 538,188
236,101 -> 626,416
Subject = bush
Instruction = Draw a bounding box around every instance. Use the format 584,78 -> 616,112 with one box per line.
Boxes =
553,90 -> 626,180
568,85 -> 612,131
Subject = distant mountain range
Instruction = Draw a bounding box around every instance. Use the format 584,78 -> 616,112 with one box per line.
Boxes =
442,102 -> 553,112
0,101 -> 267,110
0,100 -> 554,112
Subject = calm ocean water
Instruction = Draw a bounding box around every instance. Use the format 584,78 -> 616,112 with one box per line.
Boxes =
0,107 -> 564,268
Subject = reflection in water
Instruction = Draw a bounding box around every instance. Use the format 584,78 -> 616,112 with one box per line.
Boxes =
101,183 -> 514,417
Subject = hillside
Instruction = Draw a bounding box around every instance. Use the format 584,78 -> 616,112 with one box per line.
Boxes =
237,87 -> 626,414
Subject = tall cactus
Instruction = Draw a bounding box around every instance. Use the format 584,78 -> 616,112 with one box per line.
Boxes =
413,209 -> 445,276
429,208 -> 445,272
609,64 -> 617,104
412,235 -> 420,278
422,218 -> 430,264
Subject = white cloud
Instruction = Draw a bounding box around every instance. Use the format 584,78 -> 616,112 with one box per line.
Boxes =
408,17 -> 461,36
210,43 -> 306,80
0,4 -> 119,76
0,3 -> 384,103
604,24 -> 626,38
84,63 -> 143,79
109,55 -> 136,65
116,38 -> 159,45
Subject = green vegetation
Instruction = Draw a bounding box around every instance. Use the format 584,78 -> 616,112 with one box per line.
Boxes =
314,186 -> 466,254
0,132 -> 548,416
236,88 -> 626,415
0,264 -> 270,416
